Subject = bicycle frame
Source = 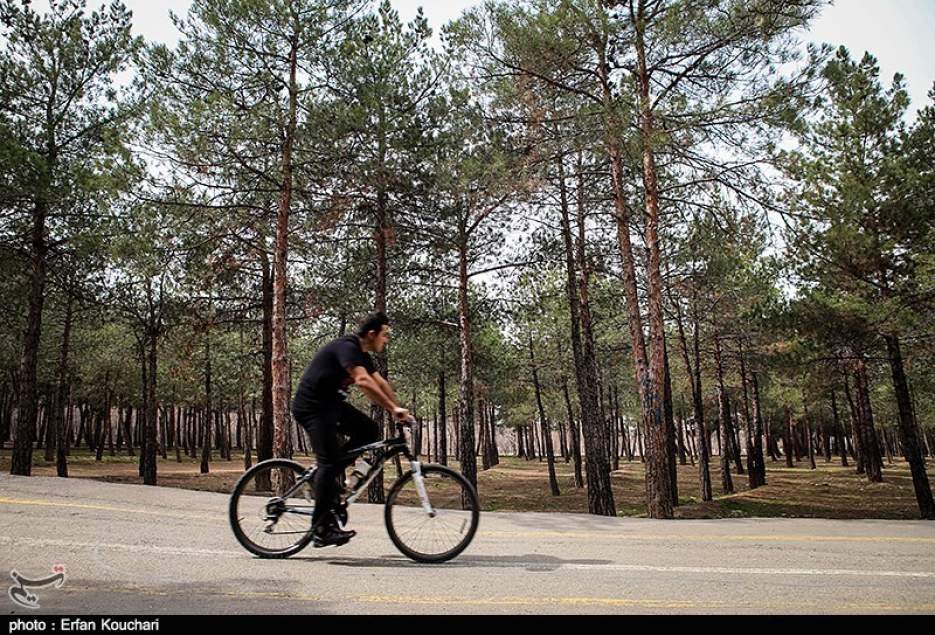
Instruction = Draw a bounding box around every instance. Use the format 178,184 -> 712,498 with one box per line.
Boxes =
278,422 -> 433,514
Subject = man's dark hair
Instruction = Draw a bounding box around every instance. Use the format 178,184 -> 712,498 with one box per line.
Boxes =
356,311 -> 390,337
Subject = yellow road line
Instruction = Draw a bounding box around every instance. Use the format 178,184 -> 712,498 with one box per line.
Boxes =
0,496 -> 215,522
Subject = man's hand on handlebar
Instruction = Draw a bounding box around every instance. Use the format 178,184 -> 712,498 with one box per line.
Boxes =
392,406 -> 412,422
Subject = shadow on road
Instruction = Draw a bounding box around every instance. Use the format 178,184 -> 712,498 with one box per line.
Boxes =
290,553 -> 612,572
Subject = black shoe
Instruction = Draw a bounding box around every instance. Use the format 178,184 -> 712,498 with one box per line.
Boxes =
312,525 -> 356,549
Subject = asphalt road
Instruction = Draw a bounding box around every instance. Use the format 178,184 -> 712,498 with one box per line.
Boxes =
1,474 -> 934,615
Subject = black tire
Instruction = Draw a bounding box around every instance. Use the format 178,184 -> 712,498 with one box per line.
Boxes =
229,459 -> 317,559
384,464 -> 480,563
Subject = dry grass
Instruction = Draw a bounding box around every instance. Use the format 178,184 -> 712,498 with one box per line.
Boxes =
2,446 -> 933,519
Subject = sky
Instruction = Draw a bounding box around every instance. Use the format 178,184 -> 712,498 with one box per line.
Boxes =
29,0 -> 935,114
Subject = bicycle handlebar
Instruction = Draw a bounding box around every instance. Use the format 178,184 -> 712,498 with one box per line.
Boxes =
394,417 -> 417,437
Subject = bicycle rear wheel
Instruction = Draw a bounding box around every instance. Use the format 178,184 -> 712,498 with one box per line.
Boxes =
229,459 -> 317,559
384,465 -> 479,563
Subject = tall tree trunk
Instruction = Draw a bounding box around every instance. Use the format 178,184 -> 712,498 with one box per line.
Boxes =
881,426 -> 894,465
43,391 -> 55,463
96,379 -> 111,463
908,380 -> 930,458
830,390 -> 848,468
12,194 -> 50,476
631,1 -> 674,518
663,346 -> 678,505
430,409 -> 437,462
532,414 -> 542,462
478,398 -> 489,471
821,412 -> 832,463
225,410 -> 234,460
91,410 -> 101,459
765,416 -> 777,462
78,405 -> 88,451
367,104 -> 393,501
0,383 -> 8,449
793,416 -> 804,461
488,402 -> 499,467
201,327 -> 212,475
115,405 -> 122,452
842,371 -> 864,473
137,341 -> 147,476
453,405 -> 460,461
107,404 -> 120,456
611,384 -> 620,471
853,357 -> 884,482
123,405 -> 135,457
686,421 -> 696,464
713,335 -> 734,494
802,399 -> 817,471
883,335 -> 934,518
636,415 -> 645,463
738,342 -> 764,489
167,403 -> 175,452
750,372 -> 768,486
674,290 -> 712,500
235,405 -> 242,451
438,369 -> 447,466
244,398 -> 254,470
558,420 -> 568,462
457,232 -> 477,494
65,391 -> 74,456
159,407 -> 167,460
557,156 -> 613,513
731,409 -> 745,475
54,292 -> 75,477
271,37 -> 299,466
561,375 -> 584,488
714,419 -> 721,457
529,334 -> 560,496
257,253 -> 274,490
676,413 -> 688,466
174,406 -> 182,464
143,328 -> 158,485
624,419 -> 634,462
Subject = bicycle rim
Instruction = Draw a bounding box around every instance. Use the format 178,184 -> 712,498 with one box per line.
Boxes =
384,465 -> 479,563
229,459 -> 316,558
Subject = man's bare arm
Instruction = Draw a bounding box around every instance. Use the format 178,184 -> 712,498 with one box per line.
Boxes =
349,366 -> 400,414
372,372 -> 398,404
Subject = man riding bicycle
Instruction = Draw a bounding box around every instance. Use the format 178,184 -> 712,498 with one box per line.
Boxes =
291,312 -> 410,548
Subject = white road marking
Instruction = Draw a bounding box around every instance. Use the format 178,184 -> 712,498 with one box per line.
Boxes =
3,535 -> 934,579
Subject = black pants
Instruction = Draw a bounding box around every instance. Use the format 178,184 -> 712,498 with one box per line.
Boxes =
293,401 -> 380,529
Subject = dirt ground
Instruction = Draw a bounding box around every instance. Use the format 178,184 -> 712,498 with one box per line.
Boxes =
2,447 -> 933,519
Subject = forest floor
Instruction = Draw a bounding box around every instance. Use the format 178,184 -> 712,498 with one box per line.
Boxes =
2,447 -> 933,519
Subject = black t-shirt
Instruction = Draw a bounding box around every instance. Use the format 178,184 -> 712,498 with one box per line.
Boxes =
293,335 -> 376,411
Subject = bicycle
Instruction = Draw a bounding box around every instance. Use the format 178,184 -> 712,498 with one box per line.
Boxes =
228,419 -> 480,563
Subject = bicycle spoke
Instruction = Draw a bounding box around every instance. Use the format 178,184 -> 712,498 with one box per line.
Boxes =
386,467 -> 478,562
232,463 -> 315,557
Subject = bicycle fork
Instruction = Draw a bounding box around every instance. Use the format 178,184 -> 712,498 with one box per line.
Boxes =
410,460 -> 436,518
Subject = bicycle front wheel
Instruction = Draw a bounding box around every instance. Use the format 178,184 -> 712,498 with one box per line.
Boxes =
229,459 -> 317,559
384,465 -> 480,563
